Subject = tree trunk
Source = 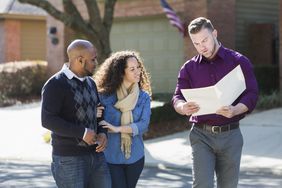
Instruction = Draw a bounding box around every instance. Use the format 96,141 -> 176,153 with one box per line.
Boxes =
88,35 -> 111,65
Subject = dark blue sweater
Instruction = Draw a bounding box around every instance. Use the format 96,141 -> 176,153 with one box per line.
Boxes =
41,72 -> 107,156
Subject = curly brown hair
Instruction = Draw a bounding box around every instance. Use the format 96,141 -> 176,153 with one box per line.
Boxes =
94,50 -> 152,96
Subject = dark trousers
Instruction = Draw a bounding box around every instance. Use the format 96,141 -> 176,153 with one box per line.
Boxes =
108,156 -> 144,188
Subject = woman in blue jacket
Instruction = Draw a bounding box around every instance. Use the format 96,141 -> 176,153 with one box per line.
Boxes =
94,50 -> 151,188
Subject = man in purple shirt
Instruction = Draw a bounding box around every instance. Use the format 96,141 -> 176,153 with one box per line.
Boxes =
172,17 -> 258,188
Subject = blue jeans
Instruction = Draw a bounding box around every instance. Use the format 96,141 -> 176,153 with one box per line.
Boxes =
107,156 -> 144,188
189,126 -> 243,188
51,152 -> 111,188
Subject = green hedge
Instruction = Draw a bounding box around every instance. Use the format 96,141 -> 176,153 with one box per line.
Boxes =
0,61 -> 48,106
253,64 -> 279,94
256,91 -> 282,110
150,102 -> 183,124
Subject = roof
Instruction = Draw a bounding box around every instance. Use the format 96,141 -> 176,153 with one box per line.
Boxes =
0,0 -> 46,16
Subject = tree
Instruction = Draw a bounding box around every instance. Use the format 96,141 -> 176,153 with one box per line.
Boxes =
18,0 -> 117,64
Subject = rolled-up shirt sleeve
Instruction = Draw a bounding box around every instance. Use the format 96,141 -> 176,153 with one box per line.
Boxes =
172,63 -> 191,105
238,56 -> 259,112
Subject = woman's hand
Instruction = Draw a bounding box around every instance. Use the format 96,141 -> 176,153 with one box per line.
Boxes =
99,120 -> 120,133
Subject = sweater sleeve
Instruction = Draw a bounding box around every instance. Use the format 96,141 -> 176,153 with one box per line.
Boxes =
97,99 -> 108,136
41,78 -> 85,139
90,81 -> 108,136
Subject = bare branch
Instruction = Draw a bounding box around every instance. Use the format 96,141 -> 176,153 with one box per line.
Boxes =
103,0 -> 117,32
61,0 -> 95,35
84,0 -> 103,31
18,0 -> 67,21
62,0 -> 84,23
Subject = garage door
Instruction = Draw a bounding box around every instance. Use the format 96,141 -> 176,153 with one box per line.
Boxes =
110,16 -> 184,93
21,20 -> 46,60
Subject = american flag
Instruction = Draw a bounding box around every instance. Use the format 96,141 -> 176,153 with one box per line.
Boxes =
160,0 -> 185,37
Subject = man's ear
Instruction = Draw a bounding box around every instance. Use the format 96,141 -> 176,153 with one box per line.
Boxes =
78,56 -> 83,64
212,29 -> 217,38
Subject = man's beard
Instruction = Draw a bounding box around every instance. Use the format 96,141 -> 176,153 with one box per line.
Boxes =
203,38 -> 218,59
83,64 -> 94,76
209,38 -> 218,58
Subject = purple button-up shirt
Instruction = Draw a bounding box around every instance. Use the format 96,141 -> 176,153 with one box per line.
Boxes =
172,46 -> 259,125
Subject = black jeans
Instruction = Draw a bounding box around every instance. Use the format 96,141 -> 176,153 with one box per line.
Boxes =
108,156 -> 144,188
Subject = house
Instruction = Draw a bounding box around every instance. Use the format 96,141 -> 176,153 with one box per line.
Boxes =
45,0 -> 280,93
7,0 -> 280,93
0,0 -> 46,63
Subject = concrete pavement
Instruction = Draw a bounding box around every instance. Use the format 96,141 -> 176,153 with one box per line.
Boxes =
145,107 -> 282,175
0,102 -> 282,175
2,159 -> 282,188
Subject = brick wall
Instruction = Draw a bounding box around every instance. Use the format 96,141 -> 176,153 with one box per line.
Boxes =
5,20 -> 21,62
182,0 -> 207,60
248,23 -> 274,64
46,0 -> 65,75
0,21 -> 5,63
181,0 -> 236,60
207,0 -> 236,49
114,0 -> 184,18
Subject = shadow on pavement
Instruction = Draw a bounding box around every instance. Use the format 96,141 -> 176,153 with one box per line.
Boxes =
239,170 -> 282,188
138,166 -> 192,187
1,160 -> 282,188
0,160 -> 56,188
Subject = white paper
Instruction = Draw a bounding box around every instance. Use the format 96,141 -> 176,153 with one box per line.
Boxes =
181,65 -> 246,116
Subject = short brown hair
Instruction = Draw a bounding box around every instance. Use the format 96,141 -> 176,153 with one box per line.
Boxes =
188,17 -> 214,34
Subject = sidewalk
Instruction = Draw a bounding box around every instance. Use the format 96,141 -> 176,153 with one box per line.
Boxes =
0,102 -> 282,175
145,108 -> 282,175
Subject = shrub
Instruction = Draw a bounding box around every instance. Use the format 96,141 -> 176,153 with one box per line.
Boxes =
256,91 -> 282,110
152,93 -> 173,102
253,64 -> 279,94
0,61 -> 48,106
150,102 -> 184,124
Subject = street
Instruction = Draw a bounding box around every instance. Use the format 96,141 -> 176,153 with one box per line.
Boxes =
1,104 -> 282,187
1,160 -> 282,188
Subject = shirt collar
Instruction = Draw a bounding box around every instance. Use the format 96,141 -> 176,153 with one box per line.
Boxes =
198,44 -> 225,63
61,63 -> 86,82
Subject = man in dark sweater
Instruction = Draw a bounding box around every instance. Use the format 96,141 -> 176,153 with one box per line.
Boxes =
41,39 -> 111,188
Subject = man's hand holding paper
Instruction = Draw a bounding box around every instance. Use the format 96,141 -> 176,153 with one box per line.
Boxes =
216,105 -> 236,118
175,101 -> 200,116
181,65 -> 246,116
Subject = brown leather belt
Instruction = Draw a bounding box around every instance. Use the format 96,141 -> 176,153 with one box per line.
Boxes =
194,122 -> 239,134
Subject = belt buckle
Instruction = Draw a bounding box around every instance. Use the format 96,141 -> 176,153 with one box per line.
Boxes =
211,126 -> 221,134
